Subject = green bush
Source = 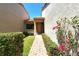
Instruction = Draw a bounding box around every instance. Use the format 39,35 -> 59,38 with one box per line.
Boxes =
23,36 -> 34,56
42,34 -> 60,56
48,44 -> 60,56
0,32 -> 25,56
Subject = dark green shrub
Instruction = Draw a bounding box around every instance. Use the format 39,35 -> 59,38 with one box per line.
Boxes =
48,44 -> 60,56
0,32 -> 25,56
42,34 -> 60,56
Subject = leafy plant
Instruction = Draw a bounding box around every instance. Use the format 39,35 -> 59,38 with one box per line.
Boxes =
23,36 -> 34,56
53,16 -> 79,56
42,34 -> 60,56
0,32 -> 25,56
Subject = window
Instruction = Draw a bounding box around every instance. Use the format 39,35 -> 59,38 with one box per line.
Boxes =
26,24 -> 34,29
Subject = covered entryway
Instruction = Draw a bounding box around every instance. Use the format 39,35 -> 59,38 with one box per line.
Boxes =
24,20 -> 34,35
34,17 -> 44,34
24,17 -> 45,35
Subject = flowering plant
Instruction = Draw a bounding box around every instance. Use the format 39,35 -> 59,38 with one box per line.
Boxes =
53,16 -> 79,56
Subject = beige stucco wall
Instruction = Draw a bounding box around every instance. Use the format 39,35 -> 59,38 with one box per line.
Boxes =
42,3 -> 79,45
0,3 -> 29,32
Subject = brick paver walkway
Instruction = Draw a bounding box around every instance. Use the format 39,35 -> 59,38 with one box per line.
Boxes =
28,35 -> 48,56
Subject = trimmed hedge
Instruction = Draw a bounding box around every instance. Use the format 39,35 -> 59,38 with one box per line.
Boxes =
0,32 -> 25,56
23,36 -> 35,56
42,34 -> 60,56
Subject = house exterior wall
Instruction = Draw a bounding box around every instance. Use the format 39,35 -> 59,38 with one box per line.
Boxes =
42,3 -> 79,45
0,3 -> 29,32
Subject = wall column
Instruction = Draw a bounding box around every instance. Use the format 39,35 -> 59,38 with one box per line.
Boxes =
34,20 -> 37,35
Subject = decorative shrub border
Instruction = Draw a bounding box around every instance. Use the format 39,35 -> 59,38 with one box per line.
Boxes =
23,36 -> 35,56
42,34 -> 60,56
0,32 -> 25,56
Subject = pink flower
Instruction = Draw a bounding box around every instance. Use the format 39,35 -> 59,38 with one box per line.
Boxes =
58,43 -> 65,52
53,26 -> 58,30
53,24 -> 61,30
66,37 -> 70,43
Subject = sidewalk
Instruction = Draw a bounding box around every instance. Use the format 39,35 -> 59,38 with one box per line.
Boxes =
28,35 -> 48,56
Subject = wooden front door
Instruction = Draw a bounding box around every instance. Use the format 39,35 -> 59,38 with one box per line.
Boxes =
36,22 -> 44,34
